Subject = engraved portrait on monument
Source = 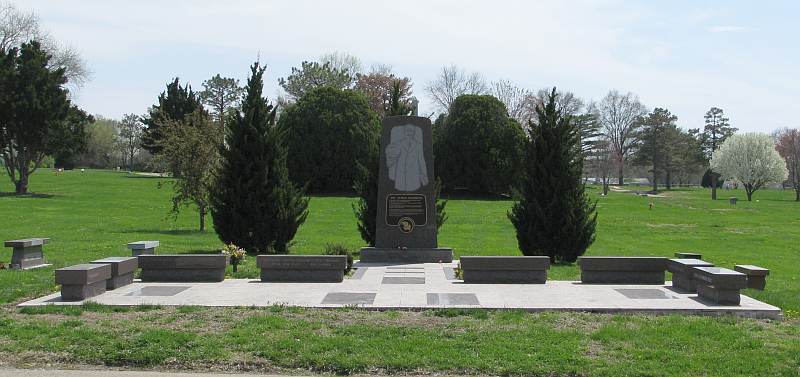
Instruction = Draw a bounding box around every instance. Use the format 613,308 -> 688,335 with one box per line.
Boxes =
385,124 -> 428,192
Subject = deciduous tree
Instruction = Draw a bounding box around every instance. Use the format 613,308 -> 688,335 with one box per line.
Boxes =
117,114 -> 143,172
158,111 -> 221,231
775,128 -> 800,201
425,65 -> 487,112
710,133 -> 787,201
597,90 -> 647,185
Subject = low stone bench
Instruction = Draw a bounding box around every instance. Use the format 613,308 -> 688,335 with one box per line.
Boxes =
55,263 -> 111,301
91,257 -> 138,289
139,254 -> 228,282
257,255 -> 346,283
578,257 -> 667,284
667,258 -> 714,292
459,256 -> 550,283
674,252 -> 702,259
127,241 -> 159,257
693,267 -> 747,305
734,265 -> 770,290
4,238 -> 51,270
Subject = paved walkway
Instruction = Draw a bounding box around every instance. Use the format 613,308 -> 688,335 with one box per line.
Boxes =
19,262 -> 782,319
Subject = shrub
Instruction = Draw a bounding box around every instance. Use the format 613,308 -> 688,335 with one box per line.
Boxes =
278,87 -> 380,193
323,243 -> 354,273
434,94 -> 525,194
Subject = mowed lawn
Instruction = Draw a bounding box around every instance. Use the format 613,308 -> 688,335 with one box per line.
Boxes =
1,169 -> 800,377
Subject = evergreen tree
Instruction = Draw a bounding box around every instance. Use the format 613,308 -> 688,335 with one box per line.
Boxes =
141,78 -> 204,154
0,41 -> 88,194
210,62 -> 308,254
699,107 -> 736,199
633,108 -> 678,191
508,88 -> 597,263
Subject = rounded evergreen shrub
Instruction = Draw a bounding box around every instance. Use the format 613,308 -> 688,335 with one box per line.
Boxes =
278,87 -> 380,193
434,94 -> 526,194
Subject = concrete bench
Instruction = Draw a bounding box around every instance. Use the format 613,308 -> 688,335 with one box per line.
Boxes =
127,241 -> 159,257
55,263 -> 111,301
139,254 -> 228,282
578,257 -> 667,284
667,258 -> 714,292
674,252 -> 702,259
257,255 -> 346,283
693,267 -> 747,305
4,238 -> 51,270
91,257 -> 138,289
734,265 -> 769,290
459,256 -> 550,283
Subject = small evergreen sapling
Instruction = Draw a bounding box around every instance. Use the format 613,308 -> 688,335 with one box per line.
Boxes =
210,62 -> 308,254
508,88 -> 597,263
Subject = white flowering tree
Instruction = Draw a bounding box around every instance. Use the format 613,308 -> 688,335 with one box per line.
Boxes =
710,133 -> 788,201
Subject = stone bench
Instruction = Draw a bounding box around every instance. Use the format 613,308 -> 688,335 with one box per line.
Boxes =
734,265 -> 770,290
4,238 -> 51,270
55,263 -> 111,301
578,257 -> 667,284
127,241 -> 159,257
139,254 -> 228,282
667,258 -> 714,292
674,252 -> 702,259
459,256 -> 550,283
91,257 -> 138,289
257,255 -> 346,283
693,267 -> 747,305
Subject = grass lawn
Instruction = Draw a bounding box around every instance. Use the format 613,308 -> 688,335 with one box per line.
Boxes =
1,169 -> 799,376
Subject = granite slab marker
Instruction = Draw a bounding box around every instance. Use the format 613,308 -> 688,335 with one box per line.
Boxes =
360,116 -> 453,263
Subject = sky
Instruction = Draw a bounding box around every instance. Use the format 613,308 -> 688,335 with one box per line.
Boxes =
19,0 -> 800,133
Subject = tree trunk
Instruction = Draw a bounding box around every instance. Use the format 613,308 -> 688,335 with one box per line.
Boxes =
15,165 -> 29,194
746,190 -> 753,201
795,188 -> 799,201
199,206 -> 206,231
711,172 -> 718,200
652,170 -> 658,192
617,162 -> 624,185
666,170 -> 672,190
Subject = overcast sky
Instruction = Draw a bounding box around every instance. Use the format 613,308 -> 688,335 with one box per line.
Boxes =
21,0 -> 800,133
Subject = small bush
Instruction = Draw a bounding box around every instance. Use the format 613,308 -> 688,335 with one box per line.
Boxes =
324,243 -> 354,273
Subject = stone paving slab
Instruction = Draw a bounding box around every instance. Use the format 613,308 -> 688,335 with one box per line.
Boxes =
18,262 -> 782,319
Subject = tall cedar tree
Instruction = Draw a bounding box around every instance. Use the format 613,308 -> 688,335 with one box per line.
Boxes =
141,78 -> 204,154
0,41 -> 88,194
508,88 -> 597,263
210,63 -> 308,254
633,108 -> 678,192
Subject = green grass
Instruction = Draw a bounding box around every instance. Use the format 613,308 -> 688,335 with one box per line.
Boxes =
1,169 -> 798,310
1,306 -> 798,376
1,169 -> 800,376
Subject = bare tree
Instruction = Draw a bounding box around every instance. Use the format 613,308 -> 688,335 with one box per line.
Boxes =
117,114 -> 143,172
490,80 -> 531,123
425,65 -> 487,112
0,2 -> 90,88
597,90 -> 647,185
320,51 -> 362,78
775,128 -> 800,201
588,137 -> 615,195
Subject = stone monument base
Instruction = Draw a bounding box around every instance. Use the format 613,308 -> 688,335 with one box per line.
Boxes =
359,247 -> 453,263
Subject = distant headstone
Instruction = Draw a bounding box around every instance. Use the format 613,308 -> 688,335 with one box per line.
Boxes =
360,116 -> 453,263
127,240 -> 159,257
729,197 -> 738,205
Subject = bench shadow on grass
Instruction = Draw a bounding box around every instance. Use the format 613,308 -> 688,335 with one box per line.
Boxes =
0,192 -> 56,199
116,228 -> 206,236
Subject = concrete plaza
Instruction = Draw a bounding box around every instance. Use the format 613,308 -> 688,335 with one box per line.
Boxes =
19,261 -> 782,319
